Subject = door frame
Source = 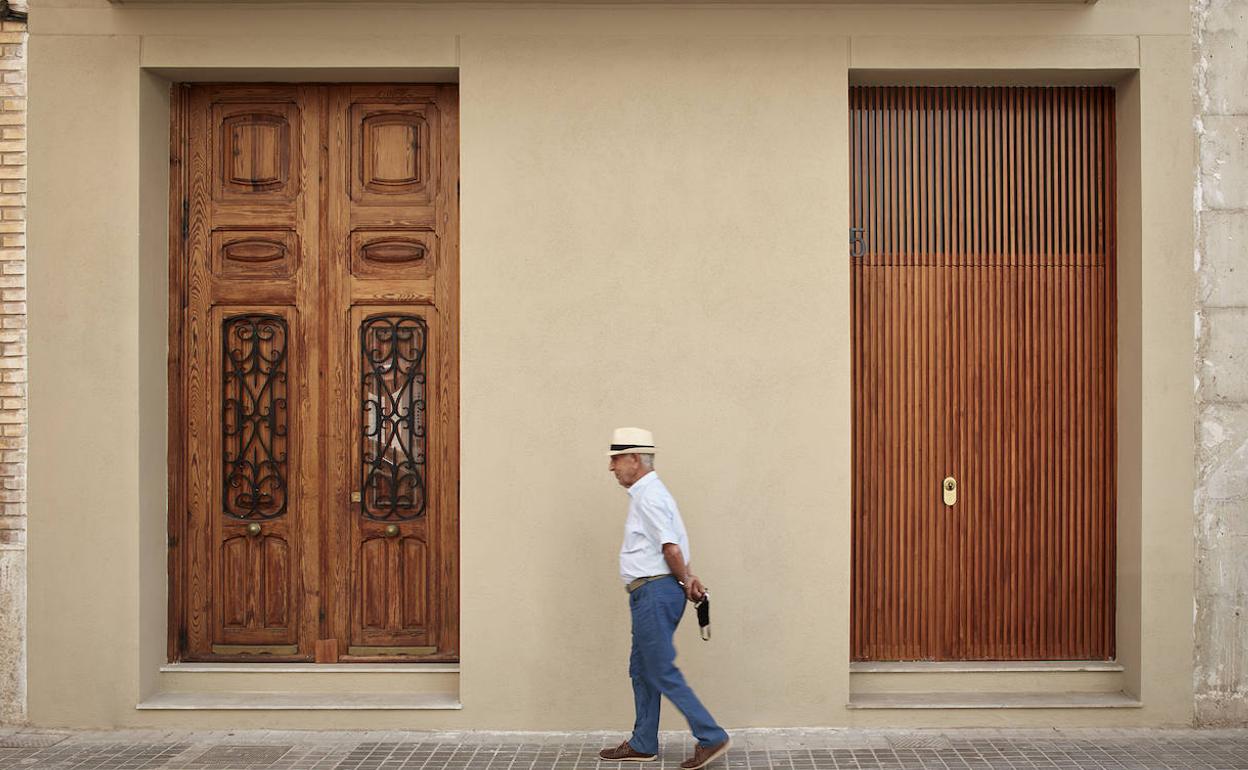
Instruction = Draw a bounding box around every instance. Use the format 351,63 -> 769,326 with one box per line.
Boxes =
168,82 -> 189,662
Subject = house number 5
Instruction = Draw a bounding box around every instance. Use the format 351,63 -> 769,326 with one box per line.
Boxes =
850,227 -> 867,258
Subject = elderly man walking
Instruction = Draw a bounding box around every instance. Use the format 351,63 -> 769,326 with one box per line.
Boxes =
599,427 -> 732,769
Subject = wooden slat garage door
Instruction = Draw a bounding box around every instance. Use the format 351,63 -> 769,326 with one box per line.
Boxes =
850,87 -> 1117,661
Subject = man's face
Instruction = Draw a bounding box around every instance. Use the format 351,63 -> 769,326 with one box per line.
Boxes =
608,453 -> 646,488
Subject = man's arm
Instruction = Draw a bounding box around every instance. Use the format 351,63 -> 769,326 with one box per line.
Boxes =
662,543 -> 706,603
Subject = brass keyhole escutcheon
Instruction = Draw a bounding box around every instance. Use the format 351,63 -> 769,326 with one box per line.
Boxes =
942,477 -> 957,507
246,522 -> 262,537
385,524 -> 400,538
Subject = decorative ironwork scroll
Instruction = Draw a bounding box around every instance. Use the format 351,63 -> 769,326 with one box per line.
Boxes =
360,315 -> 428,521
222,314 -> 289,520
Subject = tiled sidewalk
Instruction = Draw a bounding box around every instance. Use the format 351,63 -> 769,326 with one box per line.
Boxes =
0,728 -> 1246,770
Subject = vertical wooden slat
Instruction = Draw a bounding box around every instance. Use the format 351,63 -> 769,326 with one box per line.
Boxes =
1104,89 -> 1118,659
851,87 -> 860,655
1069,142 -> 1080,646
850,86 -> 1116,661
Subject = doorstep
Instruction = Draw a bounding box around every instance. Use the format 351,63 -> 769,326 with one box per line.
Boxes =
145,662 -> 461,709
159,663 -> 459,673
136,692 -> 463,711
848,660 -> 1128,698
849,660 -> 1124,673
846,691 -> 1143,709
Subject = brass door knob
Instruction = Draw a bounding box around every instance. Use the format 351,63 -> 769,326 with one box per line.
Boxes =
384,524 -> 400,538
942,477 -> 957,507
246,522 -> 262,537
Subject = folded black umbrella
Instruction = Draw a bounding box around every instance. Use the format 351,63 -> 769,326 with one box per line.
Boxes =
696,593 -> 711,641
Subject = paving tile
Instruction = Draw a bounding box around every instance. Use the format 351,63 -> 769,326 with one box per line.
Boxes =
0,729 -> 1245,770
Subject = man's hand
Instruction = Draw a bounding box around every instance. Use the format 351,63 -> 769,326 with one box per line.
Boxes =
683,575 -> 707,603
661,543 -> 707,603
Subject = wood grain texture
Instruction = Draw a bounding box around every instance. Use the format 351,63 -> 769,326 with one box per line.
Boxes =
852,87 -> 1111,268
850,86 -> 1116,662
322,85 -> 458,663
182,84 -> 320,662
171,84 -> 459,663
168,83 -> 190,663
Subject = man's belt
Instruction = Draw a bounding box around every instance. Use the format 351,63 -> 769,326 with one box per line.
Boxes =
626,574 -> 670,593
625,574 -> 713,641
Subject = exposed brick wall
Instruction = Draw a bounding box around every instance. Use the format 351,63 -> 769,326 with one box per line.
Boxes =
0,1 -> 24,726
1194,0 -> 1248,728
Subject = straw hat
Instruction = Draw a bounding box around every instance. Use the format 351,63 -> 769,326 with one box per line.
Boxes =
608,427 -> 658,457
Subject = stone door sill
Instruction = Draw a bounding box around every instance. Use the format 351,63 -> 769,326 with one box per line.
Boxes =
850,660 -> 1124,673
847,691 -> 1142,709
137,692 -> 463,711
160,662 -> 459,673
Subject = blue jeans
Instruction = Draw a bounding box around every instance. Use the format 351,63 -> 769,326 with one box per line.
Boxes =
626,576 -> 729,754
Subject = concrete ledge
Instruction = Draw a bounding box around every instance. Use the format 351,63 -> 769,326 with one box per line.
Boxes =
850,35 -> 1138,71
159,663 -> 459,673
136,692 -> 463,711
851,661 -> 1125,673
847,692 -> 1143,709
155,667 -> 458,695
139,35 -> 458,71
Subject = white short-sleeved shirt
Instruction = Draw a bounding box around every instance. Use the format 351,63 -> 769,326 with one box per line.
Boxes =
619,471 -> 691,584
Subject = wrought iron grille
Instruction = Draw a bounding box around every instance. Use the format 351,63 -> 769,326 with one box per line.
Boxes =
360,315 -> 428,521
222,314 -> 289,520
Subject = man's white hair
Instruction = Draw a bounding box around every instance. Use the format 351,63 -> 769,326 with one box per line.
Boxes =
638,453 -> 655,469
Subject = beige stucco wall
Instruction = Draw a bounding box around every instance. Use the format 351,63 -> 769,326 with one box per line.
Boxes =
28,0 -> 1195,730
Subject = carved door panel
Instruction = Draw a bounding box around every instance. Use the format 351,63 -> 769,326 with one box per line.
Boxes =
346,307 -> 440,655
174,84 -> 458,663
181,86 -> 322,660
321,86 -> 459,661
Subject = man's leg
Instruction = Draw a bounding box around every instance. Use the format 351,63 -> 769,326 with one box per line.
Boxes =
628,595 -> 662,755
635,581 -> 729,748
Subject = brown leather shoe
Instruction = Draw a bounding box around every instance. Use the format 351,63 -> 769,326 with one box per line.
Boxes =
598,741 -> 657,762
680,737 -> 732,770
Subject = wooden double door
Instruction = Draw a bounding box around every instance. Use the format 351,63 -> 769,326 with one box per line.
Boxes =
169,84 -> 459,662
850,87 -> 1117,661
